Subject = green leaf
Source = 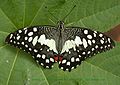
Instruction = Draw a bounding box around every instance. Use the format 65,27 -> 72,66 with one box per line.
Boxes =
0,0 -> 120,85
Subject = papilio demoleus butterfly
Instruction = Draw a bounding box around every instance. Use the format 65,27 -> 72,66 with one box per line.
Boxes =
5,6 -> 115,71
5,21 -> 115,71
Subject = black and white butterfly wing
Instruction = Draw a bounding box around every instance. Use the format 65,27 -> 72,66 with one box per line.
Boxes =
5,25 -> 115,71
59,27 -> 115,71
5,26 -> 59,68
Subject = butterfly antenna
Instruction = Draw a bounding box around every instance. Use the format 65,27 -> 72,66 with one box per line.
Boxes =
62,5 -> 76,21
45,6 -> 59,21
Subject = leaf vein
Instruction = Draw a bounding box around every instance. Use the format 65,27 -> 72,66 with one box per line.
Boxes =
29,0 -> 46,26
6,50 -> 19,85
0,31 -> 9,35
68,4 -> 120,25
23,0 -> 26,27
85,61 -> 120,79
0,8 -> 18,30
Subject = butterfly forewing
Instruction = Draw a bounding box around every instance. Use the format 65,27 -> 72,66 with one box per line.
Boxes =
59,27 -> 115,71
5,26 -> 59,68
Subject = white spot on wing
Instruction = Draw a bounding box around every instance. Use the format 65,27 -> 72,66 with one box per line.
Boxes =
92,40 -> 95,43
99,34 -> 103,37
61,67 -> 63,69
87,35 -> 92,39
100,39 -> 104,44
79,55 -> 81,57
10,34 -> 13,39
21,42 -> 24,45
50,58 -> 54,62
46,66 -> 49,68
17,42 -> 20,44
108,38 -> 111,43
88,40 -> 92,45
37,54 -> 41,58
14,41 -> 16,44
95,45 -> 98,49
66,62 -> 70,66
10,40 -> 12,42
108,44 -> 110,47
29,48 -> 32,51
17,36 -> 20,40
76,58 -> 80,61
42,54 -> 46,59
82,52 -> 86,55
25,37 -> 28,40
24,29 -> 27,34
93,33 -> 96,37
62,59 -> 66,64
84,30 -> 88,34
18,30 -> 22,33
34,49 -> 38,52
46,59 -> 49,63
33,27 -> 37,32
92,48 -> 94,51
88,51 -> 91,54
75,36 -> 82,46
28,32 -> 33,36
28,37 -> 33,42
13,36 -> 15,39
66,69 -> 68,71
41,63 -> 43,66
94,31 -> 97,33
83,38 -> 88,48
71,67 -> 74,69
71,57 -> 75,62
100,46 -> 103,49
32,36 -> 38,46
25,44 -> 28,47
24,27 -> 27,30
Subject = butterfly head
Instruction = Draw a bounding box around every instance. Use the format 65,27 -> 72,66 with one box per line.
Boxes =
57,21 -> 65,30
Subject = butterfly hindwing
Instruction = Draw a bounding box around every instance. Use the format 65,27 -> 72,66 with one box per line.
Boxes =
59,27 -> 115,71
5,26 -> 59,68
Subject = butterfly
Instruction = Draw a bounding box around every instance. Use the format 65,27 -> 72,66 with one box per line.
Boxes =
5,21 -> 115,71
